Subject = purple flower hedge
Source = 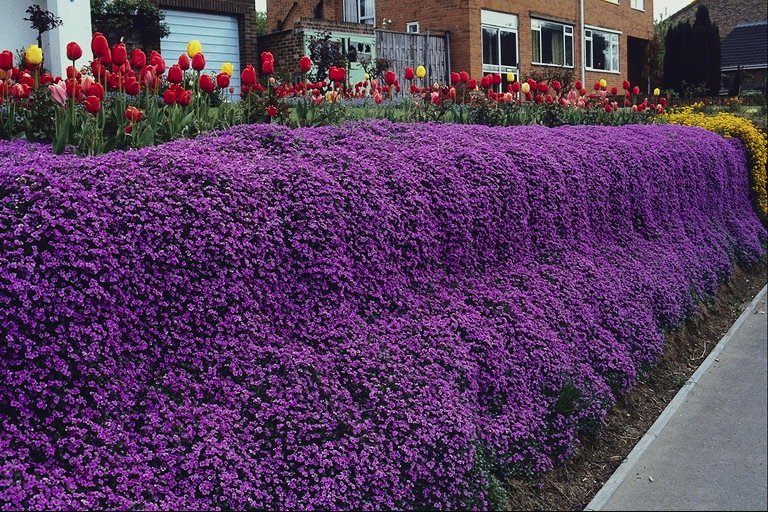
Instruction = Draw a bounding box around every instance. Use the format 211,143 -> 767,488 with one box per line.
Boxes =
1,122 -> 765,509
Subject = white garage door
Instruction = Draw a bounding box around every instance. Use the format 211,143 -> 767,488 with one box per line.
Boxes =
161,9 -> 241,98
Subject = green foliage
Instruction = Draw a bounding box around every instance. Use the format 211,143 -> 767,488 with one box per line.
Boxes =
91,0 -> 170,48
255,11 -> 268,36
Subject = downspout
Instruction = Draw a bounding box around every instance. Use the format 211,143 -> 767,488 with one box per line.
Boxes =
580,0 -> 586,85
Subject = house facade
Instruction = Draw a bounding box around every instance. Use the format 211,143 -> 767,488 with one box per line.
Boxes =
267,0 -> 654,89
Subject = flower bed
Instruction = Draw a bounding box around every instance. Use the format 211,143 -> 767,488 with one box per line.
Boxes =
1,122 -> 765,509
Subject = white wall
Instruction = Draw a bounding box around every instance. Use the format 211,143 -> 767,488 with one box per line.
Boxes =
46,0 -> 93,76
0,0 -> 92,77
0,1 -> 45,59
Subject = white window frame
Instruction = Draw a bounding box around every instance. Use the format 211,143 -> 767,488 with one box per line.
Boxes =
343,0 -> 375,25
406,21 -> 419,33
481,11 -> 519,91
585,26 -> 621,73
630,0 -> 645,10
531,19 -> 574,68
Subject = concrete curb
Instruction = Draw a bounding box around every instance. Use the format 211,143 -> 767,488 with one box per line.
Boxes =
584,284 -> 768,511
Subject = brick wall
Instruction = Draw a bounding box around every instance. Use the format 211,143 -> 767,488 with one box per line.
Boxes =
265,0 -> 654,85
267,0 -> 344,33
666,0 -> 768,39
258,18 -> 374,77
155,0 -> 259,66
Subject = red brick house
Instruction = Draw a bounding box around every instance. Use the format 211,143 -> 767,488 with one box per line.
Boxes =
266,0 -> 655,88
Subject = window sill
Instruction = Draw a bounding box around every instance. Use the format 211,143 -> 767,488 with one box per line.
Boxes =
586,68 -> 621,74
631,7 -> 645,12
531,62 -> 574,69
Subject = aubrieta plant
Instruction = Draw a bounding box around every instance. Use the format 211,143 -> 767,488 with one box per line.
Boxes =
1,121 -> 765,509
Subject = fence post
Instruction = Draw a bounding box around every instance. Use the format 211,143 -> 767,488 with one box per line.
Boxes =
425,30 -> 431,85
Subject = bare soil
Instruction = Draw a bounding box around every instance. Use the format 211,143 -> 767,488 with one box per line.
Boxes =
504,262 -> 768,511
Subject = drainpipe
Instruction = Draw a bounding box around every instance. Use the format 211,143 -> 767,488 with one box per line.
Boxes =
580,0 -> 586,85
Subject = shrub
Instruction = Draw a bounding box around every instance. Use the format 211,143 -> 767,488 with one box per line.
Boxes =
0,122 -> 765,509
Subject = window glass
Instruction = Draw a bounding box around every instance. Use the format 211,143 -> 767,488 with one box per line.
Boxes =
483,27 -> 499,65
500,30 -> 517,67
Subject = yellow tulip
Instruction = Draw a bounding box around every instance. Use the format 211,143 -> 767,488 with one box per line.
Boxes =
599,78 -> 607,88
506,71 -> 515,83
521,82 -> 530,94
25,44 -> 43,66
220,62 -> 234,77
653,87 -> 660,96
364,73 -> 370,80
186,40 -> 203,58
415,65 -> 426,79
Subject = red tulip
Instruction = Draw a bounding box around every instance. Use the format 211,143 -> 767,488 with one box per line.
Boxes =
192,52 -> 206,71
177,89 -> 192,107
511,81 -> 521,93
610,86 -> 618,95
131,49 -> 146,69
659,97 -> 667,106
298,55 -> 312,73
83,95 -> 100,114
593,82 -> 601,91
150,51 -> 165,74
124,76 -> 140,95
262,59 -> 274,75
66,65 -> 80,79
261,51 -> 274,63
40,73 -> 53,85
167,64 -> 183,84
91,33 -> 110,58
449,71 -> 459,84
241,65 -> 256,87
124,106 -> 143,122
19,73 -> 34,87
266,105 -> 278,117
384,70 -> 396,86
216,72 -> 230,89
112,43 -> 127,66
537,82 -> 548,93
492,73 -> 501,85
527,78 -> 537,90
459,71 -> 469,83
622,80 -> 630,90
632,85 -> 640,95
574,80 -> 583,91
199,73 -> 214,93
0,50 -> 13,71
404,67 -> 415,81
64,78 -> 80,98
66,42 -> 82,61
124,124 -> 133,134
88,82 -> 104,99
467,78 -> 477,89
551,80 -> 561,92
11,83 -> 30,99
178,53 -> 190,70
162,89 -> 176,105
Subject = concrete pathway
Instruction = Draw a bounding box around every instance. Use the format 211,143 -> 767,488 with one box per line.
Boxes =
586,285 -> 768,511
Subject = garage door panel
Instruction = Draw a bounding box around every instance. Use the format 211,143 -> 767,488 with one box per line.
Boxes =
161,9 -> 241,98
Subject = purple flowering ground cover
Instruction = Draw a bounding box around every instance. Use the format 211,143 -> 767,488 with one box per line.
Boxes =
1,121 -> 766,509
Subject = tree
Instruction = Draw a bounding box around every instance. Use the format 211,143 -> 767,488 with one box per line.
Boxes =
91,0 -> 170,49
25,4 -> 63,49
255,11 -> 267,36
662,5 -> 720,96
691,5 -> 721,95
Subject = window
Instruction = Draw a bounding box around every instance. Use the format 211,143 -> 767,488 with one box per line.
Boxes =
343,0 -> 375,25
585,27 -> 620,72
481,11 -> 519,90
631,0 -> 644,10
531,19 -> 573,67
406,21 -> 419,33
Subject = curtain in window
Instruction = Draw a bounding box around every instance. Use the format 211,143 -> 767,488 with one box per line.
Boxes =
532,30 -> 541,63
343,0 -> 357,22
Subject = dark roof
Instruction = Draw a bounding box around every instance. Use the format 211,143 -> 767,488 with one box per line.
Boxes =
721,20 -> 768,69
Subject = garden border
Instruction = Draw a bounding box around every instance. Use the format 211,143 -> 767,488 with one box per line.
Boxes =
584,284 -> 768,511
